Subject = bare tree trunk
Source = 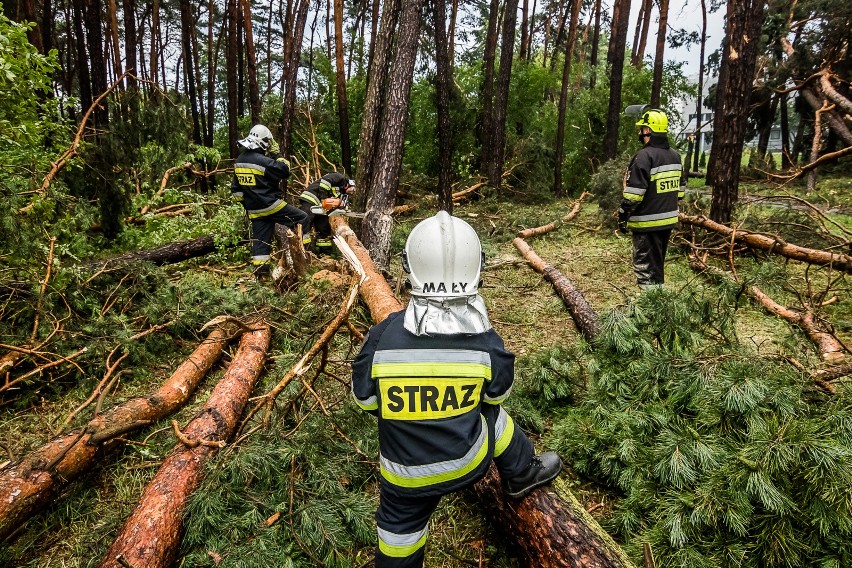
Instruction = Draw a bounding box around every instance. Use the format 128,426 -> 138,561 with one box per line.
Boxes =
122,0 -> 138,88
334,0 -> 353,173
807,101 -> 829,192
241,0 -> 261,123
553,0 -> 581,195
150,0 -> 160,87
98,325 -> 271,568
432,0 -> 454,212
226,0 -> 239,157
649,0 -> 670,107
479,0 -> 500,176
588,0 -> 601,88
633,0 -> 652,68
106,0 -> 123,86
520,0 -> 530,60
180,0 -> 203,144
448,0 -> 459,68
488,0 -> 520,189
84,0 -> 110,126
603,0 -> 632,160
780,92 -> 792,168
706,0 -> 766,224
72,0 -> 93,112
280,0 -> 310,156
361,0 -> 425,268
206,0 -> 217,147
692,0 -> 707,173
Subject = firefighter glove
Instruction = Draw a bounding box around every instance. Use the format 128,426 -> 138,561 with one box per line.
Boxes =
617,208 -> 629,234
268,140 -> 281,156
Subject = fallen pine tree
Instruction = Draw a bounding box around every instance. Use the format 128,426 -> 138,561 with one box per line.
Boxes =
330,216 -> 633,567
82,234 -> 229,272
98,322 -> 270,568
679,214 -> 852,274
0,325 -> 234,542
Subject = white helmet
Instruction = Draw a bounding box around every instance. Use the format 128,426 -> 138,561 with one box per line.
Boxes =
403,211 -> 484,297
237,124 -> 274,151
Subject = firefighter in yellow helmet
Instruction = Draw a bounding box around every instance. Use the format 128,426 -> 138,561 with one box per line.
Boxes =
231,125 -> 309,280
617,109 -> 687,288
351,211 -> 562,567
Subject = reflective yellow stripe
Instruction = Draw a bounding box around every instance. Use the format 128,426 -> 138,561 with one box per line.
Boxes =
622,193 -> 644,202
628,215 -> 678,229
372,362 -> 492,380
378,529 -> 428,558
248,200 -> 288,218
494,411 -> 515,457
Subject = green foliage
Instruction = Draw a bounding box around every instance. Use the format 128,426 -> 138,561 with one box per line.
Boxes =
588,153 -> 632,229
550,288 -> 852,567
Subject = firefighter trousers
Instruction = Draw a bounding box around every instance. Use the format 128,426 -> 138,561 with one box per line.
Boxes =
374,405 -> 533,567
631,228 -> 672,287
298,201 -> 333,251
249,206 -> 309,263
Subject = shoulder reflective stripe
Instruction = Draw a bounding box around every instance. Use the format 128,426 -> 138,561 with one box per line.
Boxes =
380,416 -> 488,487
247,200 -> 288,218
494,408 -> 515,457
483,382 -> 512,404
235,163 -> 266,175
319,179 -> 332,190
649,163 -> 682,175
378,526 -> 428,558
354,393 -> 378,410
624,186 -> 646,196
300,191 -> 322,206
379,378 -> 483,420
374,349 -> 491,366
373,362 -> 491,380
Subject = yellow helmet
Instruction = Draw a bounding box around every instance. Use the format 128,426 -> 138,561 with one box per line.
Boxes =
635,109 -> 669,133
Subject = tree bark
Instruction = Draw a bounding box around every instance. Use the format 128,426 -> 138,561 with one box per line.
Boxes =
479,0 -> 500,176
588,0 -> 601,88
361,0 -> 425,268
241,0 -> 261,124
122,0 -> 138,88
692,0 -> 707,173
553,0 -> 582,195
432,0 -> 454,212
706,0 -> 766,224
331,218 -> 627,567
649,0 -> 670,107
603,0 -> 632,160
84,0 -> 109,126
226,0 -> 239,157
333,0 -> 353,173
488,0 -> 520,189
0,327 -> 232,542
72,0 -> 93,114
679,214 -> 852,274
85,235 -> 225,269
98,324 -> 271,568
631,0 -> 651,67
520,0 -> 530,61
180,0 -> 203,144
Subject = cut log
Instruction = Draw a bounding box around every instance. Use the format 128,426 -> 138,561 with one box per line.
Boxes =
273,223 -> 308,289
0,326 -> 232,542
688,252 -> 846,364
513,237 -> 600,340
329,218 -> 631,567
98,323 -> 270,568
679,214 -> 852,274
472,466 -> 634,568
83,235 -> 224,270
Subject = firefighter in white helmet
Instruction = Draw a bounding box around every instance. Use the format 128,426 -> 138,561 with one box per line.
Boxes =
231,124 -> 309,280
352,211 -> 562,567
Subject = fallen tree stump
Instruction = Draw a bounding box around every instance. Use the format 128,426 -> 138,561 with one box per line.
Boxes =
83,235 -> 229,271
98,322 -> 270,568
0,326 -> 233,542
330,218 -> 630,567
679,214 -> 852,274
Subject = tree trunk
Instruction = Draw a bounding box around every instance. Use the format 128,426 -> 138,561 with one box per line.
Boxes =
226,0 -> 239,157
706,0 -> 766,224
779,92 -> 791,168
678,214 -> 852,274
180,0 -> 202,144
603,0 -> 632,160
553,0 -> 581,196
333,0 -> 353,173
520,0 -> 530,60
488,0 -> 520,189
280,0 -> 310,156
122,0 -> 138,88
630,0 -> 651,67
150,0 -> 160,86
106,0 -> 123,85
448,0 -> 459,68
692,0 -> 707,173
241,0 -> 261,124
98,324 -> 271,568
355,0 -> 401,210
807,101 -> 827,192
432,0 -> 454,212
0,327 -> 232,542
205,0 -> 217,147
72,0 -> 93,113
479,0 -> 500,176
361,0 -> 425,268
649,0 -> 670,107
588,0 -> 601,88
330,217 -> 628,567
83,0 -> 109,126
85,235 -> 226,269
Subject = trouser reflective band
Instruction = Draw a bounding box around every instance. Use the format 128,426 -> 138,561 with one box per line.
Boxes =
378,526 -> 428,558
376,490 -> 440,568
316,237 -> 332,247
251,255 -> 270,264
493,407 -> 515,457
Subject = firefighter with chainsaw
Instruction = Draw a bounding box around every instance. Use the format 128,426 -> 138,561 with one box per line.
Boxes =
617,108 -> 686,288
352,211 -> 562,567
231,124 -> 309,280
298,172 -> 355,254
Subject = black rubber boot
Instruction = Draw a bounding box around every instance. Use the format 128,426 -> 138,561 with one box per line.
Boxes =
503,452 -> 562,499
253,264 -> 271,282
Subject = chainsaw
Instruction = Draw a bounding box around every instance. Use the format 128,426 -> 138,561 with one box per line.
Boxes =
310,194 -> 366,218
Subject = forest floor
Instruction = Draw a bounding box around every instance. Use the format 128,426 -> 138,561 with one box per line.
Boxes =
2,175 -> 851,567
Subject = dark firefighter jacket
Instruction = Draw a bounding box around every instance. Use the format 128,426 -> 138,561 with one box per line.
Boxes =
621,135 -> 686,232
352,311 -> 515,498
299,172 -> 349,206
231,149 -> 291,218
